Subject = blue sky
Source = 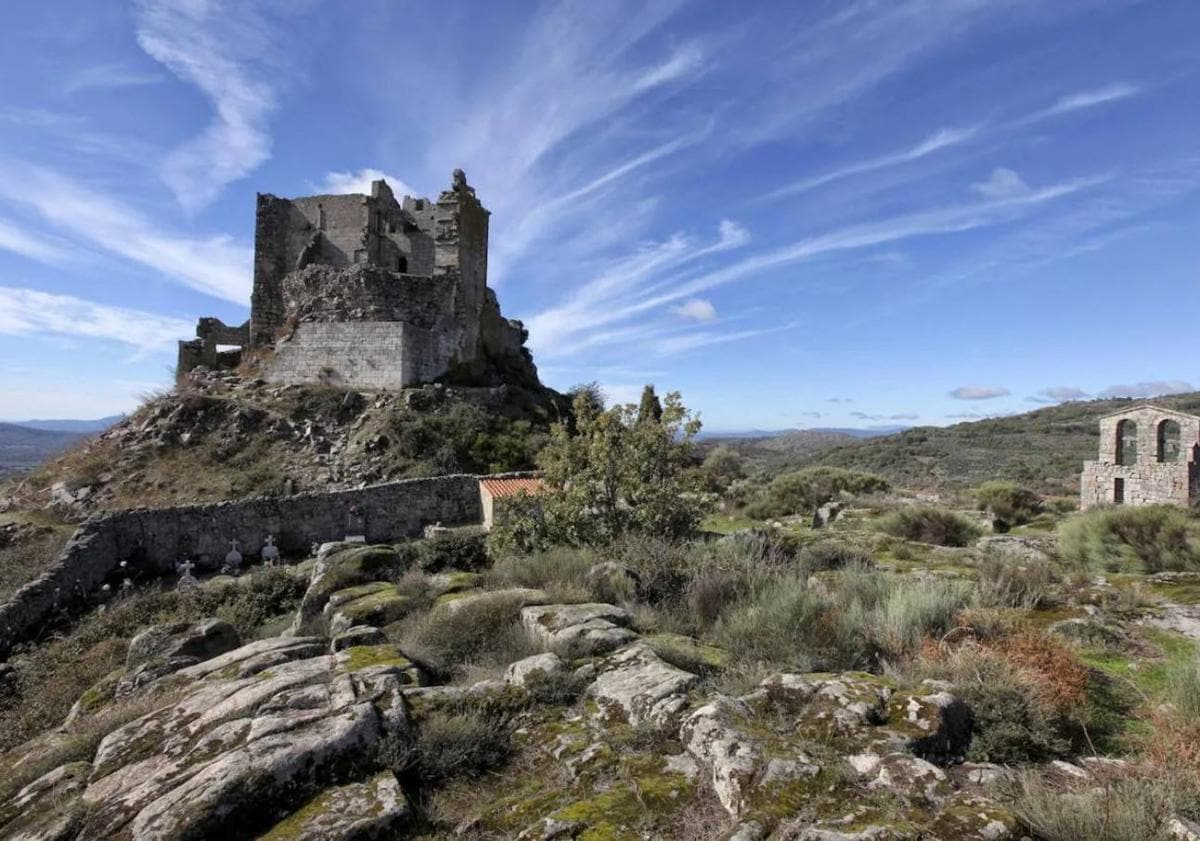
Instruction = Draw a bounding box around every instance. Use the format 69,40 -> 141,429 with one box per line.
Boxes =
0,1 -> 1198,430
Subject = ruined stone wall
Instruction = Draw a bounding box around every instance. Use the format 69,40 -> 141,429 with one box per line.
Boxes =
265,322 -> 453,389
0,475 -> 482,657
1080,406 -> 1200,509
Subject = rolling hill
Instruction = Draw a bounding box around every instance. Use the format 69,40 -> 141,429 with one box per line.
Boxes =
791,393 -> 1200,495
0,424 -> 85,478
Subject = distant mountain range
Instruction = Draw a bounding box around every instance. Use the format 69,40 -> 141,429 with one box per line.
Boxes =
15,416 -> 124,434
700,425 -> 906,441
0,416 -> 120,477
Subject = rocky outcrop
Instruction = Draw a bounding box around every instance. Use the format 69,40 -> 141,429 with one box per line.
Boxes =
521,603 -> 637,655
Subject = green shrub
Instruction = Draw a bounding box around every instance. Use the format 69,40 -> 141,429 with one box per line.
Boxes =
399,529 -> 489,573
975,555 -> 1058,610
400,593 -> 536,681
486,546 -> 594,600
798,541 -> 875,571
873,579 -> 971,660
1058,505 -> 1200,573
878,506 -> 983,547
712,575 -> 827,670
1013,771 -> 1196,841
926,646 -> 1071,764
381,708 -> 513,785
760,467 -> 889,518
214,567 -> 307,638
975,481 -> 1043,528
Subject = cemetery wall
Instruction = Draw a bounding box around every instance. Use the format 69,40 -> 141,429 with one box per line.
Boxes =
0,474 -> 481,658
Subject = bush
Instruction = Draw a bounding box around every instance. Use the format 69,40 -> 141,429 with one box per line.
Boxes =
975,555 -> 1058,610
400,529 -> 489,573
712,575 -> 828,670
760,467 -> 890,518
486,546 -> 594,601
872,579 -> 971,660
1169,654 -> 1200,720
1058,505 -> 1200,573
798,541 -> 875,571
975,481 -> 1043,528
400,593 -> 536,681
381,708 -> 514,785
1013,772 -> 1196,841
878,506 -> 982,547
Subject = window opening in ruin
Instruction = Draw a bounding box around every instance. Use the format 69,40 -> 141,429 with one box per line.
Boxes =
1158,419 -> 1181,463
1116,419 -> 1138,465
1114,478 -> 1125,504
397,256 -> 408,273
317,204 -> 326,230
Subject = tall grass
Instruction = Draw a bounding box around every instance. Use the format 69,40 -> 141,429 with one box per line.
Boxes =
1013,772 -> 1196,841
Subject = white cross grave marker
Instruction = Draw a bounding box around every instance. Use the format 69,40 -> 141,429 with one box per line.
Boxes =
261,535 -> 280,567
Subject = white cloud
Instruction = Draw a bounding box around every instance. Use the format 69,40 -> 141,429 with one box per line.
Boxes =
314,169 -> 418,199
1041,82 -> 1141,117
63,62 -> 163,94
763,126 -> 978,201
136,0 -> 288,211
1027,386 -> 1090,404
0,217 -> 70,264
949,386 -> 1010,400
971,168 -> 1029,199
670,299 -> 717,321
0,286 -> 192,357
1098,380 -> 1195,399
0,163 -> 252,303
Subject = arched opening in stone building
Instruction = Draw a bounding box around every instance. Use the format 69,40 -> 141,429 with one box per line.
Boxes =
1158,419 -> 1181,463
1116,419 -> 1138,465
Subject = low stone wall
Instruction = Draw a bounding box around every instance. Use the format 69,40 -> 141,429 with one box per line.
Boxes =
0,474 -> 481,659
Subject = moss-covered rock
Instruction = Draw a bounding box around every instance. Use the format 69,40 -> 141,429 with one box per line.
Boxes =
257,771 -> 411,841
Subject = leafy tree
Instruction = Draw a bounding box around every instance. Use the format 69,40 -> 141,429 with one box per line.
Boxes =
764,467 -> 889,517
491,389 -> 712,550
701,445 -> 745,491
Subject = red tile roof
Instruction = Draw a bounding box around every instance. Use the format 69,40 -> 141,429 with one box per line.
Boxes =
480,476 -> 547,498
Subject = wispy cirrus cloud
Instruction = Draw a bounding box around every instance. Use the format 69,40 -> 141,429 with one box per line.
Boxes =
0,163 -> 252,303
949,386 -> 1010,400
670,299 -> 718,322
0,286 -> 191,357
0,218 -> 71,265
135,0 -> 293,211
763,82 -> 1139,204
63,62 -> 163,94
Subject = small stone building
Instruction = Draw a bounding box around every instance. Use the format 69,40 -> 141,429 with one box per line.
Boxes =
479,475 -> 546,530
1080,404 -> 1200,509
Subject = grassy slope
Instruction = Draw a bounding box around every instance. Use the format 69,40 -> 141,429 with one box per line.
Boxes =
789,393 -> 1200,494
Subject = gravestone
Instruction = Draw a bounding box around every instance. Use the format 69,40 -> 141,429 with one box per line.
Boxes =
223,539 -> 243,575
261,535 -> 280,567
176,559 -> 198,590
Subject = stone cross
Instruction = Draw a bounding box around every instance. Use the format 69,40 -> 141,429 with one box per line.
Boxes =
176,559 -> 198,590
261,535 -> 280,567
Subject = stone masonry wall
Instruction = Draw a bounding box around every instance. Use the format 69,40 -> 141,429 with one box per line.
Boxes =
266,322 -> 452,389
1080,405 -> 1200,509
0,475 -> 481,658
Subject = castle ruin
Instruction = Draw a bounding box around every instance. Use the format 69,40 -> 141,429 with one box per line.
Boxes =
1080,404 -> 1200,508
177,170 -> 539,389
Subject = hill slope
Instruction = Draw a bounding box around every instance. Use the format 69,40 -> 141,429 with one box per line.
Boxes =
0,424 -> 84,478
794,393 -> 1200,495
1,369 -> 566,517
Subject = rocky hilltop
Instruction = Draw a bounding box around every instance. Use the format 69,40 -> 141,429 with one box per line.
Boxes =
2,369 -> 564,520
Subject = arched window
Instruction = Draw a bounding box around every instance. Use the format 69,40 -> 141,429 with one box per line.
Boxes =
1116,419 -> 1138,465
1158,420 -> 1181,463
